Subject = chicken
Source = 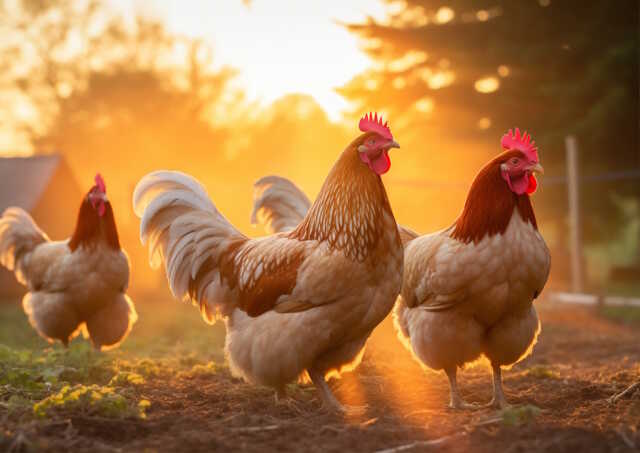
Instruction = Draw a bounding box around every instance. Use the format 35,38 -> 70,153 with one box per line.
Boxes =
0,174 -> 137,350
252,129 -> 550,409
133,113 -> 403,413
395,129 -> 550,409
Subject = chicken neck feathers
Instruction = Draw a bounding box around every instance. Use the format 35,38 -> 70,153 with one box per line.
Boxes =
451,150 -> 537,244
69,199 -> 121,251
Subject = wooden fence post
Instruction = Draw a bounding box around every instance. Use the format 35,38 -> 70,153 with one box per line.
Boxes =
566,135 -> 584,293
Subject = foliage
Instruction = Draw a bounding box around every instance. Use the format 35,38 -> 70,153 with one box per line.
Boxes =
33,384 -> 149,419
177,361 -> 218,379
0,0 -> 236,149
599,306 -> 640,326
584,194 -> 640,285
343,0 -> 639,244
524,366 -> 558,380
500,404 -> 541,426
0,300 -> 225,423
109,371 -> 146,387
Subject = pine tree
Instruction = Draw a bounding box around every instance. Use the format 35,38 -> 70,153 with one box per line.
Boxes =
342,0 -> 639,244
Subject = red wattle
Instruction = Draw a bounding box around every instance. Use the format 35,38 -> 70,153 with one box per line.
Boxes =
526,174 -> 538,194
370,150 -> 391,175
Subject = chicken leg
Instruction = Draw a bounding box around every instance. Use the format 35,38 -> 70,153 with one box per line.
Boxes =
308,367 -> 365,415
486,363 -> 510,409
445,367 -> 478,410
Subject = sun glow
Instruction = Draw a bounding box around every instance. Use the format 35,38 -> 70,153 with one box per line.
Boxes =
129,0 -> 388,121
474,76 -> 500,93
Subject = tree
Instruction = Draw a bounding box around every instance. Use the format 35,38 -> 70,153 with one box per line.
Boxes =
0,0 -> 356,294
0,0 -> 241,294
342,0 -> 639,247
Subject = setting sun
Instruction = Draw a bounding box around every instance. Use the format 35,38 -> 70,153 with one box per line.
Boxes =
127,0 -> 388,120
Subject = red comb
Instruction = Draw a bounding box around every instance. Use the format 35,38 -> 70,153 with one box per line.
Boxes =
501,128 -> 538,162
94,173 -> 106,193
359,112 -> 393,140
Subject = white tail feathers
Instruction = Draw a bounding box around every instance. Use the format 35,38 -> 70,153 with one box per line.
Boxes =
133,171 -> 246,318
0,208 -> 48,284
398,225 -> 419,245
251,176 -> 311,234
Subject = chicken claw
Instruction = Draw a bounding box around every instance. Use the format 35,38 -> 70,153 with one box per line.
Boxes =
308,367 -> 367,416
484,364 -> 511,409
274,390 -> 308,415
445,367 -> 480,410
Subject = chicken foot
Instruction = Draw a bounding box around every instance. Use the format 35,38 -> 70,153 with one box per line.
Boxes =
273,386 -> 308,414
308,367 -> 366,415
445,367 -> 479,410
485,363 -> 510,409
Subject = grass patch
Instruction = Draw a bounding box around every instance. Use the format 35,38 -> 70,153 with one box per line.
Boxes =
524,365 -> 558,379
178,361 -> 218,379
109,371 -> 146,387
500,405 -> 541,426
33,384 -> 150,419
0,298 -> 227,426
599,305 -> 640,325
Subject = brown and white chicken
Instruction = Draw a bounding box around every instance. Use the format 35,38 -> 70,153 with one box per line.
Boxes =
395,129 -> 550,409
0,174 -> 137,350
252,129 -> 550,409
133,113 -> 403,413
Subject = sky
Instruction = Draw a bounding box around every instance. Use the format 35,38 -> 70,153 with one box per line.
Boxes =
112,0 -> 389,120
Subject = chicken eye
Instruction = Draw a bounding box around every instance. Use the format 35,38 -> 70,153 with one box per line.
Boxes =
368,138 -> 376,146
511,158 -> 519,165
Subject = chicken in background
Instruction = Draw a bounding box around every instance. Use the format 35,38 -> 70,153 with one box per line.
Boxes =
0,174 -> 137,350
133,113 -> 403,413
397,129 -> 550,409
252,129 -> 550,409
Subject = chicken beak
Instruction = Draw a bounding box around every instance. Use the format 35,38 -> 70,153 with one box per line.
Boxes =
387,140 -> 400,150
528,162 -> 544,175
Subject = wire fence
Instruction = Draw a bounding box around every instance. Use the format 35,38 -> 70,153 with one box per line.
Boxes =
389,169 -> 640,190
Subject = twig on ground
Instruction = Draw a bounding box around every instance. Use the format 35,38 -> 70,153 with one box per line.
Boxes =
217,413 -> 244,424
359,417 -> 379,428
615,428 -> 636,450
320,424 -> 349,434
402,409 -> 437,418
374,413 -> 501,452
7,432 -> 28,453
470,416 -> 503,427
231,424 -> 281,433
608,381 -> 640,404
373,432 -> 467,453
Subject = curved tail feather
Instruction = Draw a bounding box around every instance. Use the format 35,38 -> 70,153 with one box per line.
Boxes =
0,208 -> 48,284
133,171 -> 247,321
251,176 -> 311,234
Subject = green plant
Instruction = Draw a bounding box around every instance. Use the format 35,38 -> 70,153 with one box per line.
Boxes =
33,384 -> 149,419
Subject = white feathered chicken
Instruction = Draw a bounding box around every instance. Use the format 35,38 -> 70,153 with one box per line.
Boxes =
0,174 -> 137,350
252,129 -> 550,409
133,113 -> 403,412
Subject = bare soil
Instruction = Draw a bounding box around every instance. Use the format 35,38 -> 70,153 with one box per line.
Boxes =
2,302 -> 639,452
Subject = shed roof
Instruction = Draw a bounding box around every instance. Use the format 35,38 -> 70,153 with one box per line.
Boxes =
0,155 -> 61,212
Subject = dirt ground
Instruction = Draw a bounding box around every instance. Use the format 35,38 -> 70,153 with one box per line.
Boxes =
1,301 -> 639,453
